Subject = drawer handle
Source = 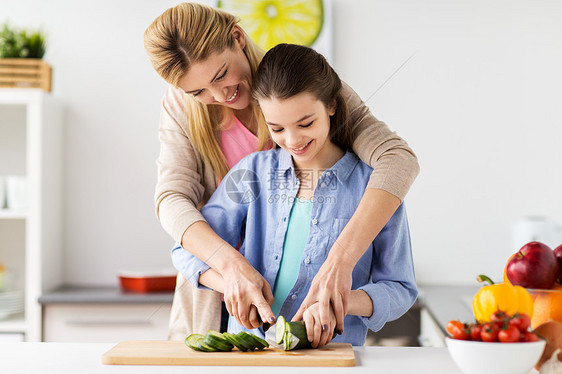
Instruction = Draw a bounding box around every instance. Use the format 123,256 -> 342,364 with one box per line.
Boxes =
66,319 -> 153,326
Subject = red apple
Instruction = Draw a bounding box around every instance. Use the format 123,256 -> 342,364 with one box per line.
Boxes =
554,244 -> 562,284
506,241 -> 559,289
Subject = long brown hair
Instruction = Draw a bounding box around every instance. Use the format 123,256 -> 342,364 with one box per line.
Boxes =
252,43 -> 353,150
144,2 -> 269,179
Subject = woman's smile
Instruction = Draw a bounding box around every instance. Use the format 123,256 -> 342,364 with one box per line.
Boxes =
225,84 -> 240,104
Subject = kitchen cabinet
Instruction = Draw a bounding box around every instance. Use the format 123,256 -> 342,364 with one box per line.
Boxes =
40,286 -> 173,342
43,303 -> 172,342
0,88 -> 63,341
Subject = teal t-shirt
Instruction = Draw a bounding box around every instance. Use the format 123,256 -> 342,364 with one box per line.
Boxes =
271,197 -> 313,316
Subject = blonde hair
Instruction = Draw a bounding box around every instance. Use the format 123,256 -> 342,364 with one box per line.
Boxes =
144,2 -> 269,179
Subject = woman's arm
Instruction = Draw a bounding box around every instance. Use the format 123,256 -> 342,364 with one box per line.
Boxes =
198,268 -> 264,328
294,82 -> 419,334
181,220 -> 276,329
158,86 -> 275,328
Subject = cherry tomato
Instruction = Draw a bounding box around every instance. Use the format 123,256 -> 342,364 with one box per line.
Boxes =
481,323 -> 499,342
509,313 -> 531,332
490,310 -> 510,323
498,325 -> 521,343
470,324 -> 483,341
446,320 -> 470,340
520,331 -> 540,342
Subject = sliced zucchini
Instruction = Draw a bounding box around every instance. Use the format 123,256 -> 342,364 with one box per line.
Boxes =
206,330 -> 232,346
185,333 -> 205,351
204,330 -> 233,351
248,334 -> 269,349
223,331 -> 252,351
283,331 -> 292,351
275,315 -> 286,344
236,331 -> 258,351
204,336 -> 233,351
196,338 -> 219,352
237,331 -> 268,350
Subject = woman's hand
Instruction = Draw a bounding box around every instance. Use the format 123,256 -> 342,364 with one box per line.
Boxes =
221,260 -> 276,330
301,301 -> 337,348
292,256 -> 354,335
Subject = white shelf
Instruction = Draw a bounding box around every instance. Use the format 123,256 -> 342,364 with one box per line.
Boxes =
0,209 -> 27,219
0,89 -> 63,341
0,313 -> 26,333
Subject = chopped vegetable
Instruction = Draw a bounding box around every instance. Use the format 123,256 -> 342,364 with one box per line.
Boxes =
185,330 -> 268,352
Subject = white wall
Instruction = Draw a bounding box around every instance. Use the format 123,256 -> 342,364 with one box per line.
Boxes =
1,0 -> 561,286
334,0 -> 562,284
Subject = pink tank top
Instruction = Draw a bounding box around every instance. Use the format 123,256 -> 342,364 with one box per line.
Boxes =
220,115 -> 259,169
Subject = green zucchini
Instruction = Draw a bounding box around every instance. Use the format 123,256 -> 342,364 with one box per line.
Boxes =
184,330 -> 272,352
236,331 -> 258,351
196,338 -> 219,352
223,331 -> 252,351
285,321 -> 312,350
185,333 -> 205,351
249,333 -> 269,349
204,336 -> 233,351
275,315 -> 286,344
237,331 -> 268,350
274,316 -> 338,351
204,330 -> 234,351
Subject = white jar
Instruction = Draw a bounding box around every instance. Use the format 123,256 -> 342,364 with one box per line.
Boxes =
5,175 -> 27,211
0,176 -> 5,209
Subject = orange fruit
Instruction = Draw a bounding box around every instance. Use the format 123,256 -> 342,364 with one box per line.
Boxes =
531,284 -> 562,329
503,252 -> 517,283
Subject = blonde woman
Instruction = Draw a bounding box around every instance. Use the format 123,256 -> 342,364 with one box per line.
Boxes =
144,2 -> 419,340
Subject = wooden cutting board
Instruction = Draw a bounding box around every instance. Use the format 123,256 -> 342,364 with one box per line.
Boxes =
102,340 -> 355,367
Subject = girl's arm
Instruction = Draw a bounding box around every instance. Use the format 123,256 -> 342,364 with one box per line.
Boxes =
302,290 -> 373,348
294,80 -> 419,334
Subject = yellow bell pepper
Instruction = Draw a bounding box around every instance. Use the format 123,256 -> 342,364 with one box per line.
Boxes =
472,274 -> 534,323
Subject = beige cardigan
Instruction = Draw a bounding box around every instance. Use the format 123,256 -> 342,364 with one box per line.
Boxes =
156,82 -> 420,339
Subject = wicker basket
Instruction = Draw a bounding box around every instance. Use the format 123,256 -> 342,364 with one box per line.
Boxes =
0,58 -> 52,92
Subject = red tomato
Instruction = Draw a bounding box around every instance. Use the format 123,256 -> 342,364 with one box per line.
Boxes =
490,310 -> 510,323
470,324 -> 483,341
520,331 -> 540,342
446,320 -> 470,340
509,313 -> 531,332
498,325 -> 521,343
481,323 -> 499,342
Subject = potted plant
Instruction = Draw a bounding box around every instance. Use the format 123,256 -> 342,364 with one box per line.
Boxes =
0,24 -> 50,91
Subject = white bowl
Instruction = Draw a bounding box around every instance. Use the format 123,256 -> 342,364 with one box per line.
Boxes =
446,337 -> 546,374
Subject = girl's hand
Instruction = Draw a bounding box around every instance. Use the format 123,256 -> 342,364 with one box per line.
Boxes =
222,261 -> 276,330
301,302 -> 337,348
292,256 -> 354,335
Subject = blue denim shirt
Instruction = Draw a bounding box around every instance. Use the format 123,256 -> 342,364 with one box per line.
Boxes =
171,148 -> 417,346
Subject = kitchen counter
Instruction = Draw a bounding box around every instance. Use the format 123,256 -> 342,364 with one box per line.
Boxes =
419,285 -> 480,334
0,342 -> 462,373
38,285 -> 174,304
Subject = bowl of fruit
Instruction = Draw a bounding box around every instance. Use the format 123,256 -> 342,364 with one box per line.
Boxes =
446,311 -> 545,374
503,241 -> 562,329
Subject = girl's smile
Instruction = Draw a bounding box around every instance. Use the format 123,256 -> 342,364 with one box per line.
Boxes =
289,140 -> 313,155
259,92 -> 343,170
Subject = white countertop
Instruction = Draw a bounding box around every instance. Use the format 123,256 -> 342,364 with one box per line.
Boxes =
1,342 -> 462,373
